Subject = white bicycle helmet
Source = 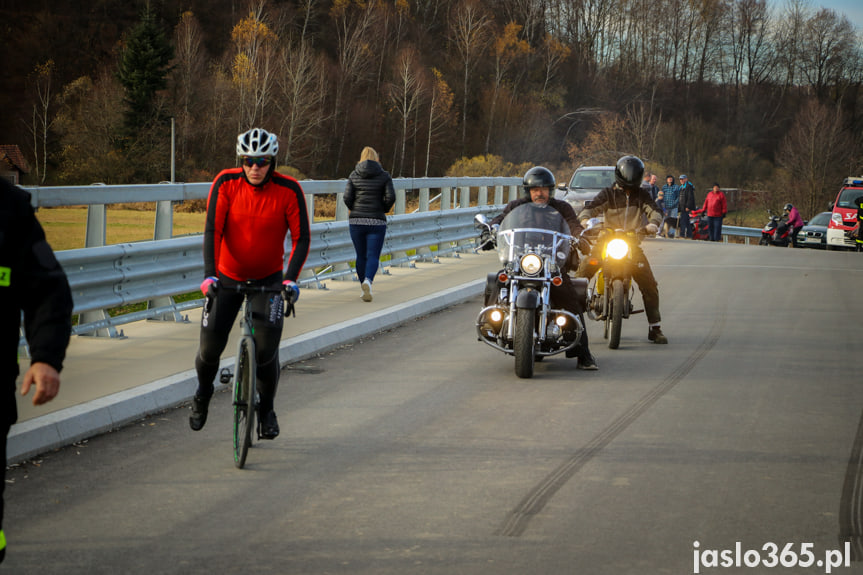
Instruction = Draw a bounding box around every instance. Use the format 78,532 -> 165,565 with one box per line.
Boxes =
236,128 -> 279,157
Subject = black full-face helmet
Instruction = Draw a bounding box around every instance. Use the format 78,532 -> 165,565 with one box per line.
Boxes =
522,166 -> 556,196
614,155 -> 645,190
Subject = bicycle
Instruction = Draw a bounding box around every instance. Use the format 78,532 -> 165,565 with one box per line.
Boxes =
218,281 -> 295,469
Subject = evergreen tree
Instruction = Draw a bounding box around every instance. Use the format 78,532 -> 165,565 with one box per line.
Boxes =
117,8 -> 174,135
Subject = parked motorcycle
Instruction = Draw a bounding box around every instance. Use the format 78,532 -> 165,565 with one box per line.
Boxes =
582,220 -> 645,349
759,210 -> 791,246
688,208 -> 710,241
474,204 -> 587,379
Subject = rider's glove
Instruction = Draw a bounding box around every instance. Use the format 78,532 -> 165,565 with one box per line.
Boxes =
645,223 -> 659,235
282,279 -> 300,304
577,237 -> 592,255
200,276 -> 219,296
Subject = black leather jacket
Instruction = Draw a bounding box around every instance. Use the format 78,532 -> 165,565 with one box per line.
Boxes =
0,180 -> 73,419
344,160 -> 396,222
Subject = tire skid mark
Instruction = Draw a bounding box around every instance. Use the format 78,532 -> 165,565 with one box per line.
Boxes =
495,311 -> 726,538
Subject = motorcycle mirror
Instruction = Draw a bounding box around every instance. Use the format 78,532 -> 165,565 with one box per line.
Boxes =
474,213 -> 489,227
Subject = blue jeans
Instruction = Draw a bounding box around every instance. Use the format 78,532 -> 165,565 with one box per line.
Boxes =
349,223 -> 387,283
679,211 -> 692,238
708,217 -> 723,241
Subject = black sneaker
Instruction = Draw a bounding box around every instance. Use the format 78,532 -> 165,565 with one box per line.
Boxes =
189,394 -> 211,431
577,353 -> 599,370
258,410 -> 280,440
648,326 -> 668,344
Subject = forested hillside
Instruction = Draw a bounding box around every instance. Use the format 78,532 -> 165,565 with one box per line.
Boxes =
1,0 -> 861,215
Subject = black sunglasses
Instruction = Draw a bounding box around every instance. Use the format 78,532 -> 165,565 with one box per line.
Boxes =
241,156 -> 272,168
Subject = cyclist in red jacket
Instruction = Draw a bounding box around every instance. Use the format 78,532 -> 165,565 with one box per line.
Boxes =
190,128 -> 311,439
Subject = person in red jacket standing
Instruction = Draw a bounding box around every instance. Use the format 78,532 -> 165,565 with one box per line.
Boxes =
702,183 -> 727,242
190,128 -> 311,440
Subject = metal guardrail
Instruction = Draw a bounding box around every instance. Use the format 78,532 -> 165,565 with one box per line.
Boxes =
24,177 -> 520,339
22,177 -> 768,342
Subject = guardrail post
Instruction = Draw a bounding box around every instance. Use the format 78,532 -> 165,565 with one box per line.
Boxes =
494,185 -> 503,205
419,187 -> 430,212
153,200 -> 173,240
85,205 -> 107,248
387,188 -> 409,270
78,310 -> 125,338
458,186 -> 470,209
507,185 -> 519,202
335,192 -> 348,221
305,193 -> 315,224
329,192 -> 352,281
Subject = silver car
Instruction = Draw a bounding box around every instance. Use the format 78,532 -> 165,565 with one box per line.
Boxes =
554,165 -> 616,215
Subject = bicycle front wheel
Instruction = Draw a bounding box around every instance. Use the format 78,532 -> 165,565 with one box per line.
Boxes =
232,336 -> 257,469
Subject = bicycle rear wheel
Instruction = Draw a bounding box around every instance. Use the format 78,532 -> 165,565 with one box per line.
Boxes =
232,336 -> 257,468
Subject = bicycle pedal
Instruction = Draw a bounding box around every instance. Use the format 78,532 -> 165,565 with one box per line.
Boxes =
219,368 -> 233,384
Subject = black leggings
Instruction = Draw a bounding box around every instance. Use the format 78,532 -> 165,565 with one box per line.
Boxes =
195,272 -> 285,413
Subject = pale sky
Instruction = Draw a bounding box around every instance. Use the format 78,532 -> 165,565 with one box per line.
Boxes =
821,0 -> 863,31
776,0 -> 863,33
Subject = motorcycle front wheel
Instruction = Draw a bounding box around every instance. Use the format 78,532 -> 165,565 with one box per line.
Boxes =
608,279 -> 625,349
514,307 -> 536,379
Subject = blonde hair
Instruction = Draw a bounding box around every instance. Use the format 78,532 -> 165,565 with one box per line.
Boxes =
360,146 -> 379,163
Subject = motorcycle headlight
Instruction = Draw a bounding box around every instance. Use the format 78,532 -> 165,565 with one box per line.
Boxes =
606,238 -> 630,260
520,254 -> 543,275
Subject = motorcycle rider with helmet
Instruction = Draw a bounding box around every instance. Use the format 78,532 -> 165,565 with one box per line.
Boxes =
576,155 -> 668,344
481,166 -> 598,370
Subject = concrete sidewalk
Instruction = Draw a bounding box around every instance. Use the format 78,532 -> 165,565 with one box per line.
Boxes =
9,251 -> 498,463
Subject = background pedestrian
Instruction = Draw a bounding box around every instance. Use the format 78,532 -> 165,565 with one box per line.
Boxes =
344,146 -> 396,302
702,183 -> 727,241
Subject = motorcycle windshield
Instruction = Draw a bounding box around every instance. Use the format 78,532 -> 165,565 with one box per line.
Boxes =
497,203 -> 571,267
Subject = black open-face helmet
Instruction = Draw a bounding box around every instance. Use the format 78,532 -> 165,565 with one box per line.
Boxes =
614,155 -> 644,190
523,166 -> 556,196
784,203 -> 793,211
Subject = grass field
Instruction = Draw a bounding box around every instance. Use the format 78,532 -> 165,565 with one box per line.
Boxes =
37,207 -> 207,251
36,204 -> 770,253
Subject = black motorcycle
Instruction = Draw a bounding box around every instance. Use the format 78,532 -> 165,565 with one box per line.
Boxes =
474,204 -> 588,378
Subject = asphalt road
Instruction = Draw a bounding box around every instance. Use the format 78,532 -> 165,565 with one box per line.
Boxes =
5,240 -> 863,575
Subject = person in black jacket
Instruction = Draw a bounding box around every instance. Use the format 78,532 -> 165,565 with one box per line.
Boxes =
485,167 -> 598,370
0,178 -> 73,563
344,147 -> 395,302
677,175 -> 697,238
577,155 -> 668,344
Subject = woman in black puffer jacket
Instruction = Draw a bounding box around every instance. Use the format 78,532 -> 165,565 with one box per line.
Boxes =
344,147 -> 395,302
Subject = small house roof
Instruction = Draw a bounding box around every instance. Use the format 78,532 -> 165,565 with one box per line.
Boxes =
0,145 -> 30,174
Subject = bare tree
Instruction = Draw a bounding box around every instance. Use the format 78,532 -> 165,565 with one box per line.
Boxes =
231,2 -> 279,132
448,0 -> 491,153
53,71 -> 128,184
24,60 -> 55,184
387,46 -> 426,176
424,67 -> 455,176
797,8 -> 858,98
777,98 -> 856,217
277,39 -> 329,169
329,0 -> 381,174
485,21 -> 532,154
173,11 -> 204,164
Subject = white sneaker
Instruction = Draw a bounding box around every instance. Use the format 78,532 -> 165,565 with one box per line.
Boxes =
361,279 -> 373,302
